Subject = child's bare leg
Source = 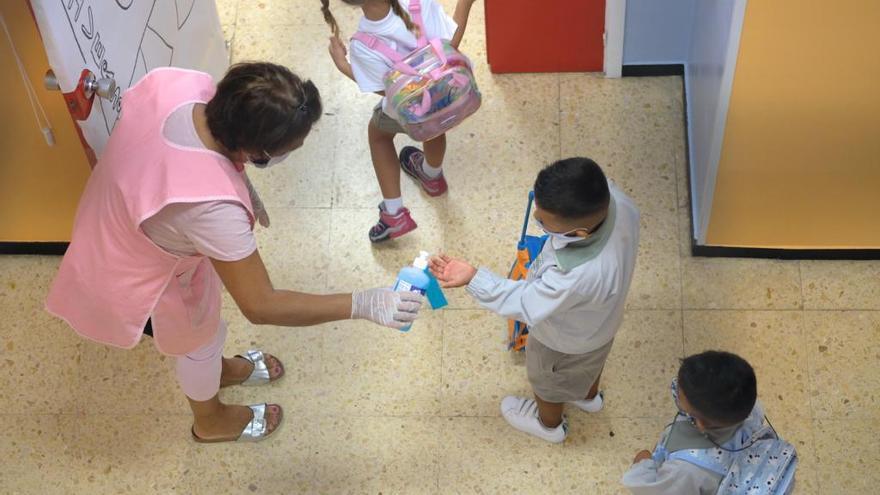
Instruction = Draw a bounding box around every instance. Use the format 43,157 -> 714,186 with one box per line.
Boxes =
368,120 -> 402,200
423,132 -> 447,167
535,394 -> 565,428
586,371 -> 603,400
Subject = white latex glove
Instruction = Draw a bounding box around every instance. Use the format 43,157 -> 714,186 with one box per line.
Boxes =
351,288 -> 424,330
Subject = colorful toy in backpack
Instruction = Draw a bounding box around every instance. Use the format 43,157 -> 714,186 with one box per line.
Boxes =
351,0 -> 481,142
507,191 -> 547,351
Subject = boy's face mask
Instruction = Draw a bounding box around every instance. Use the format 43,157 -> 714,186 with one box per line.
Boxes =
535,218 -> 589,249
670,378 -> 699,427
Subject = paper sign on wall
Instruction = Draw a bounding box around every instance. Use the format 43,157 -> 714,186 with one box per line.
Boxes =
31,0 -> 229,156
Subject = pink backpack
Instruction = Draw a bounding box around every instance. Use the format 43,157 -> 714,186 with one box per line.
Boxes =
352,0 -> 481,142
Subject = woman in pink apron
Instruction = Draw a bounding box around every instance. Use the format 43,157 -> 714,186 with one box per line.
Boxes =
46,62 -> 422,443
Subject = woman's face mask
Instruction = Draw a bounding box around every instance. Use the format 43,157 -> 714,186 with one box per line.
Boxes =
250,150 -> 292,169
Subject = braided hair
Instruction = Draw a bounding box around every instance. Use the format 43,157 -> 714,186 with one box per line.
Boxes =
389,0 -> 417,33
320,0 -> 341,38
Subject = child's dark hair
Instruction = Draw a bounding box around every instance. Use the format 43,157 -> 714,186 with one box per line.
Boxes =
678,351 -> 757,426
205,62 -> 322,155
321,0 -> 416,38
533,157 -> 610,219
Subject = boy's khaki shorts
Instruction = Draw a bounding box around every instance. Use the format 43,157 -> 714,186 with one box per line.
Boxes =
526,336 -> 614,403
370,103 -> 406,135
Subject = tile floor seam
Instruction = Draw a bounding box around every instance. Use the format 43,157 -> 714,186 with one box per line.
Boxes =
228,16 -> 239,62
173,455 -> 189,494
322,197 -> 339,303
0,413 -> 84,417
797,264 -> 820,425
799,305 -> 824,495
232,0 -> 241,26
305,412 -> 682,420
237,21 -> 328,28
682,308 -> 814,312
74,339 -> 86,416
435,421 -> 442,495
270,206 -> 335,210
677,307 -> 880,312
801,308 -> 880,312
225,32 -> 235,64
225,0 -> 239,46
71,408 -> 84,482
223,3 -> 238,62
442,306 -> 687,311
681,307 -> 814,312
329,128 -> 340,208
70,413 -> 193,417
797,260 -> 806,310
671,94 -> 687,359
557,73 -> 562,160
810,417 -> 878,424
320,207 -> 331,294
439,310 -> 446,426
808,420 -> 822,494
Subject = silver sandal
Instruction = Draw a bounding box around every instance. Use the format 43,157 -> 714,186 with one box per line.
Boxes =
235,349 -> 284,386
192,403 -> 283,443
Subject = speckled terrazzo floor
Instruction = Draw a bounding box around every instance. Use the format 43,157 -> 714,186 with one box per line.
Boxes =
1,1 -> 878,494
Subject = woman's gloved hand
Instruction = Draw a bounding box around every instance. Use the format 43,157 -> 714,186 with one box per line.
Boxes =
351,288 -> 424,329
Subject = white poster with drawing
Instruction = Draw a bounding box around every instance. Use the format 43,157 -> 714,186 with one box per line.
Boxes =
31,0 -> 228,156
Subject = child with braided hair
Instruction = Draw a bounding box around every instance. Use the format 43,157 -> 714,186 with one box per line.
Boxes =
321,0 -> 478,242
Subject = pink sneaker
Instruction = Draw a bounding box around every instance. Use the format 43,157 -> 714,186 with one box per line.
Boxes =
399,146 -> 448,197
369,203 -> 417,243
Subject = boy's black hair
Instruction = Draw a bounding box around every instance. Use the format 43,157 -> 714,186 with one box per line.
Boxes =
678,351 -> 757,426
533,158 -> 610,219
205,62 -> 322,155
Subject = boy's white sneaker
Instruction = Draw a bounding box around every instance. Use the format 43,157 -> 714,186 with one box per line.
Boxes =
500,396 -> 567,443
569,391 -> 605,413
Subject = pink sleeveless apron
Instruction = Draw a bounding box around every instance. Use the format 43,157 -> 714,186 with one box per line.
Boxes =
46,67 -> 253,356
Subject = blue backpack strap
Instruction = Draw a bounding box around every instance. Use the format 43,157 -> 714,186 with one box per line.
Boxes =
667,448 -> 732,477
649,424 -> 729,477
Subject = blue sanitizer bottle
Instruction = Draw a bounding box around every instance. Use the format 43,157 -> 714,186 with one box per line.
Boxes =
393,251 -> 431,332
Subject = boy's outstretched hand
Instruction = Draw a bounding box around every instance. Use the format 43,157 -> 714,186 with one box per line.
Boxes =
429,254 -> 477,288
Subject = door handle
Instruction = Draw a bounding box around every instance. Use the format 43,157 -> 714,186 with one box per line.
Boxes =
44,69 -> 116,99
43,68 -> 117,120
82,71 -> 116,100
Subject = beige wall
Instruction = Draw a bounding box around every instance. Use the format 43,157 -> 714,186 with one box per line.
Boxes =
0,2 -> 90,243
706,0 -> 880,248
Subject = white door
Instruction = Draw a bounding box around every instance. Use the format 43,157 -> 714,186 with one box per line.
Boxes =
30,0 -> 228,157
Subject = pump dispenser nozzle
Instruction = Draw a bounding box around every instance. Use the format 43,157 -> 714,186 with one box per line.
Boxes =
413,251 -> 430,270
